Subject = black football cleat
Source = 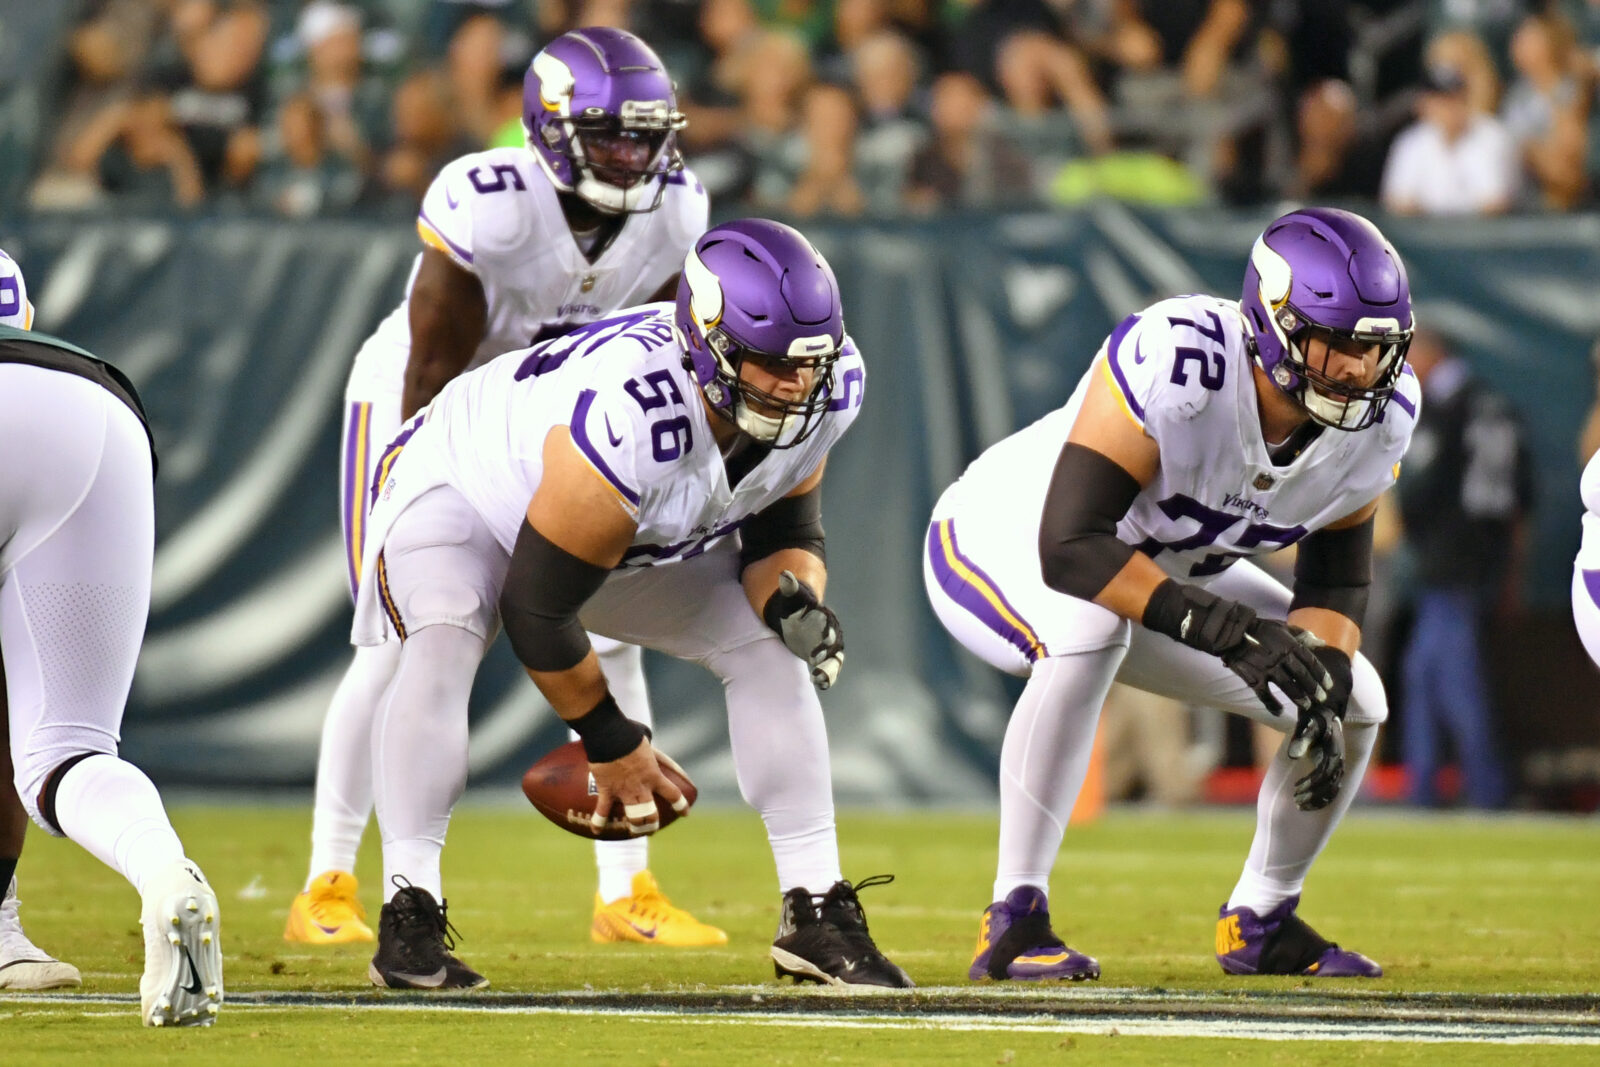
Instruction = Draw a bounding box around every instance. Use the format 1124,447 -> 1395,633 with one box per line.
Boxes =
368,879 -> 488,991
771,874 -> 914,988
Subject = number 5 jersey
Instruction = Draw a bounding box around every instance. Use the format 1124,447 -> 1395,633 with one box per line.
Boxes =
937,293 -> 1420,583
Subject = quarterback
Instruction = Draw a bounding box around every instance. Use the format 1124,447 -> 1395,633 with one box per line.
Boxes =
925,208 -> 1417,981
350,219 -> 908,990
0,250 -> 223,1025
288,27 -> 722,949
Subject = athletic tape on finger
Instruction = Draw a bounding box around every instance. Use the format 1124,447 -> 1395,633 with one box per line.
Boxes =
623,800 -> 658,820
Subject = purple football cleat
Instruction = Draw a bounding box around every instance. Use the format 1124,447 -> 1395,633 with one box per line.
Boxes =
1215,896 -> 1382,977
969,887 -> 1100,982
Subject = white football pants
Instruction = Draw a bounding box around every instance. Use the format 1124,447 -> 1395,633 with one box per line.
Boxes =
366,484 -> 839,903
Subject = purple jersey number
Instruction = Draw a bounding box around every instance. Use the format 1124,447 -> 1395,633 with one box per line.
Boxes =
625,370 -> 694,462
514,311 -> 658,381
467,163 -> 528,194
1167,311 -> 1227,391
1135,493 -> 1306,577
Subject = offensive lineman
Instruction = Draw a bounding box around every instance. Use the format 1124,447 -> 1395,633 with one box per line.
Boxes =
925,208 -> 1417,981
286,27 -> 724,948
351,219 -> 909,989
0,250 -> 224,1025
0,249 -> 82,993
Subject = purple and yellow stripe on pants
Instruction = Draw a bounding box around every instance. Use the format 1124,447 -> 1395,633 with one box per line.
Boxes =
375,550 -> 408,641
342,401 -> 374,600
926,518 -> 1045,663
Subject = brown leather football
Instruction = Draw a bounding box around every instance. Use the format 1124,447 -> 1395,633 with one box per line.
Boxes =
521,740 -> 696,841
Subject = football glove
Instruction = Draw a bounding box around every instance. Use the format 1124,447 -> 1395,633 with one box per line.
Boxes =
1220,619 -> 1333,715
762,570 -> 844,690
1286,638 -> 1352,811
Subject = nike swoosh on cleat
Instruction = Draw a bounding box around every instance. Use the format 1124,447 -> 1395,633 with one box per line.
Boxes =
628,923 -> 658,939
389,967 -> 449,989
315,923 -> 343,936
178,945 -> 204,995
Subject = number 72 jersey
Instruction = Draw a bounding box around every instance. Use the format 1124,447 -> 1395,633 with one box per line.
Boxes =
950,294 -> 1420,581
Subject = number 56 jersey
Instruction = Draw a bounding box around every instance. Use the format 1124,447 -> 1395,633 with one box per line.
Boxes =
934,294 -> 1420,584
352,304 -> 867,645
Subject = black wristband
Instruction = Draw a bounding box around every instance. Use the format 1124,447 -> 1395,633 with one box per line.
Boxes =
567,693 -> 650,763
1141,578 -> 1197,638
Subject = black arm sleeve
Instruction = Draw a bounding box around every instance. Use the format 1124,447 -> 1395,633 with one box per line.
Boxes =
739,483 -> 825,572
1038,442 -> 1143,601
1289,516 -> 1374,627
499,519 -> 612,672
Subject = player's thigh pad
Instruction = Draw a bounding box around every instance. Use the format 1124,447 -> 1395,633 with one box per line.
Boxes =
1117,560 -> 1387,728
0,372 -> 153,823
922,511 -> 1130,679
580,541 -> 776,663
377,484 -> 508,642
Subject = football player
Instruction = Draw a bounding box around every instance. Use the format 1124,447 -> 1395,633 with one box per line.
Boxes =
350,219 -> 908,990
0,249 -> 82,994
925,208 -> 1417,981
287,27 -> 725,949
1574,447 -> 1600,669
0,250 -> 223,1025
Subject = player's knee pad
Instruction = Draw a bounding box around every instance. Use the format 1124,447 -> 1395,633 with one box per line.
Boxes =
1344,652 -> 1388,727
20,751 -> 106,837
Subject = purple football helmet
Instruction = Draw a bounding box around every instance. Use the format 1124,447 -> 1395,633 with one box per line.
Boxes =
674,219 -> 844,448
1240,207 -> 1413,430
523,27 -> 686,214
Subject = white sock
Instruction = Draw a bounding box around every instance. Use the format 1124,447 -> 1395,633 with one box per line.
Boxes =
306,642 -> 399,889
372,626 -> 482,903
1228,722 -> 1379,914
51,754 -> 185,896
586,639 -> 653,900
711,637 -> 839,893
993,654 -> 1115,903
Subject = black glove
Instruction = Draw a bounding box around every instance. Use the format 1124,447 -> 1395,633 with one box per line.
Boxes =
1144,580 -> 1331,713
762,570 -> 844,689
1220,618 -> 1334,715
1286,641 -> 1352,811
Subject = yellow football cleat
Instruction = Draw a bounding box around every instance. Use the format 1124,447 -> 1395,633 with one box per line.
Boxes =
284,871 -> 374,944
591,871 -> 728,947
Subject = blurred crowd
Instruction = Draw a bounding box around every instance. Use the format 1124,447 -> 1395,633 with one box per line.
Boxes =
19,0 -> 1600,219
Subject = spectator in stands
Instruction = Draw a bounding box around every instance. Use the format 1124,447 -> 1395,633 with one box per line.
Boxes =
790,83 -> 866,215
380,70 -> 473,203
946,0 -> 1112,154
848,30 -> 929,214
293,2 -> 392,183
1396,327 -> 1535,809
253,92 -> 364,219
684,27 -> 814,205
1503,11 -> 1591,209
1427,27 -> 1503,116
1381,62 -> 1519,215
151,0 -> 270,195
1426,0 -> 1525,81
1109,0 -> 1260,100
904,71 -> 1035,210
446,12 -> 511,142
1288,78 -> 1389,200
63,86 -> 207,210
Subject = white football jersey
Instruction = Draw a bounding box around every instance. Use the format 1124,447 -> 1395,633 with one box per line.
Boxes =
0,248 -> 34,330
356,147 -> 708,387
946,294 -> 1420,580
385,303 -> 866,565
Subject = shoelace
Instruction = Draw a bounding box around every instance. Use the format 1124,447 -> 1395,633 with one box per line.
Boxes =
819,873 -> 895,935
387,876 -> 463,960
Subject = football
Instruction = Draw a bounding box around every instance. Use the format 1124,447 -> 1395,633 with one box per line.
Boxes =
521,740 -> 697,841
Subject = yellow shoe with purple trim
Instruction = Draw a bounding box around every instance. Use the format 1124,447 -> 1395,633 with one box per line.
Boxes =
591,871 -> 728,947
284,870 -> 374,944
969,886 -> 1100,981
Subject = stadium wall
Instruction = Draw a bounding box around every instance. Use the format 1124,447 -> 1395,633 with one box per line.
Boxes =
2,208 -> 1596,801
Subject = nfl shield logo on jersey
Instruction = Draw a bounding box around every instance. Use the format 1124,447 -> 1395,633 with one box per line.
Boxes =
581,274 -> 597,293
1253,473 -> 1275,490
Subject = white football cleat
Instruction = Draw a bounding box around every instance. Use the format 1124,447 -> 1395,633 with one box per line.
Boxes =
139,860 -> 224,1027
0,877 -> 82,990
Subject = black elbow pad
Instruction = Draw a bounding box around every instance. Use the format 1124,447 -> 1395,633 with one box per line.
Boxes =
1038,442 -> 1142,601
739,484 -> 826,572
499,520 -> 612,672
1289,517 -> 1374,627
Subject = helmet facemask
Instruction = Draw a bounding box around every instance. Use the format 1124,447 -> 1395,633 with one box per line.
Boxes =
695,323 -> 839,449
536,101 -> 685,215
1267,306 -> 1411,431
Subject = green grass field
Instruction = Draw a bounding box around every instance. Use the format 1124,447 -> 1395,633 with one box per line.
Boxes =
5,803 -> 1600,1063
